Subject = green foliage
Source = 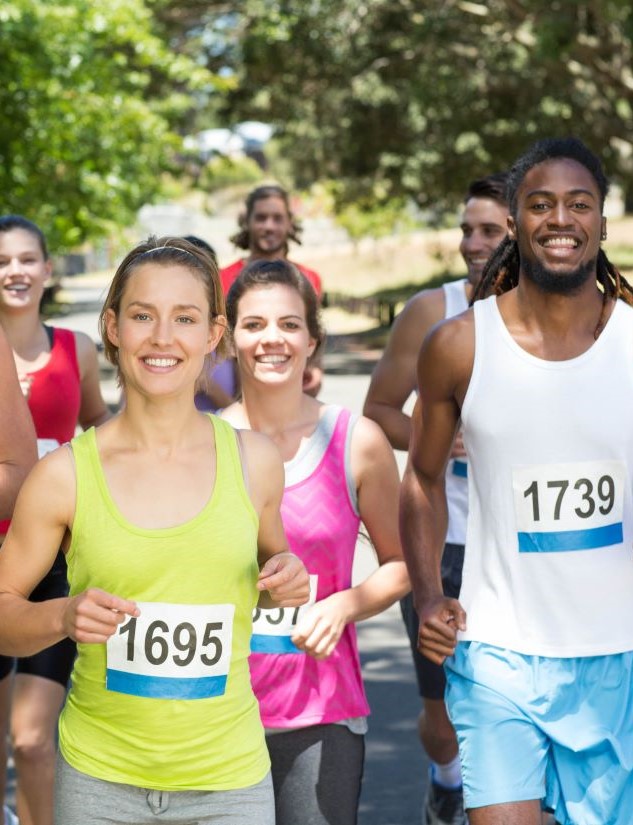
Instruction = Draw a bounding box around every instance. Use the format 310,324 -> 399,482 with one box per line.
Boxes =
198,0 -> 633,216
0,1 -> 221,249
198,155 -> 263,192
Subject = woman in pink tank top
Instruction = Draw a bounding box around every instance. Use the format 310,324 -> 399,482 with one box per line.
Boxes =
223,259 -> 410,825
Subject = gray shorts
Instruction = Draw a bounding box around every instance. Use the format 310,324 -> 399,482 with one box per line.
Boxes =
54,753 -> 274,825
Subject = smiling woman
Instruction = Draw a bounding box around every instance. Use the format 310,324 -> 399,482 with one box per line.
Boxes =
0,236 -> 309,825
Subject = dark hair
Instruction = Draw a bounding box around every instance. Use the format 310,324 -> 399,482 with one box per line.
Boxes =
472,137 -> 633,334
0,215 -> 49,259
465,172 -> 509,206
229,185 -> 302,252
182,235 -> 217,266
226,258 -> 325,354
99,236 -> 227,380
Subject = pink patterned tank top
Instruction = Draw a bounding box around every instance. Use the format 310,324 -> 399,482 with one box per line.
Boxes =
249,406 -> 370,728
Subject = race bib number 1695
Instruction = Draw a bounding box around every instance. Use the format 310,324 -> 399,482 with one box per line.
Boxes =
106,602 -> 234,700
512,460 -> 625,553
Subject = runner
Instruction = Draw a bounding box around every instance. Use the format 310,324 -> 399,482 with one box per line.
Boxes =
221,184 -> 324,395
363,175 -> 508,825
0,215 -> 110,825
222,258 -> 410,825
400,137 -> 633,825
0,237 -> 309,825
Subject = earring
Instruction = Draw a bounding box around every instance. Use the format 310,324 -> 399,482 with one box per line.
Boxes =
601,231 -> 607,241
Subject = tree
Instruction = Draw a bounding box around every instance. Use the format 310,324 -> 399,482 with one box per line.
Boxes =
199,0 -> 633,213
0,0 -> 221,248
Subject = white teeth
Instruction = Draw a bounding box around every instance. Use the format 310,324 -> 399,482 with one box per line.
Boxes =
543,237 -> 578,247
144,357 -> 178,367
5,283 -> 29,291
257,355 -> 288,364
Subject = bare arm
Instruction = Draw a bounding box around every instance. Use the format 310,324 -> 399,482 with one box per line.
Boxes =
363,289 -> 444,450
292,416 -> 410,659
0,449 -> 138,656
0,325 -> 37,519
75,331 -> 111,428
399,317 -> 473,664
239,429 -> 310,608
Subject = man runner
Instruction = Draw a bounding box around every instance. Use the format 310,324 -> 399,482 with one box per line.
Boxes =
400,137 -> 633,825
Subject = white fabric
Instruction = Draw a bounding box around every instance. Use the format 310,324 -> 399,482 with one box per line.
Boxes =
442,279 -> 470,545
459,296 -> 633,656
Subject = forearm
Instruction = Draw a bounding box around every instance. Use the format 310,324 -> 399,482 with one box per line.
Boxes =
0,593 -> 67,657
399,465 -> 448,611
329,560 -> 410,624
363,400 -> 411,451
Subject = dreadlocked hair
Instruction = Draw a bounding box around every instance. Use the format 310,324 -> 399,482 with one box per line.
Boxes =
471,137 -> 633,334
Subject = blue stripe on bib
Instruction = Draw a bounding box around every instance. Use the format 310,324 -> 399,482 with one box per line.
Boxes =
518,522 -> 623,553
452,459 -> 468,478
106,669 -> 228,700
250,634 -> 302,654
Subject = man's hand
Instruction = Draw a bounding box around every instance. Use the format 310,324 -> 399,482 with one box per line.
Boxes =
62,588 -> 140,644
417,595 -> 467,665
257,552 -> 310,607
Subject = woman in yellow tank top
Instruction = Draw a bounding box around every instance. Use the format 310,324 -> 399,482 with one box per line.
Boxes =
0,237 -> 309,825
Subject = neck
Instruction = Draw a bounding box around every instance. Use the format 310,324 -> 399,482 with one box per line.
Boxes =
117,389 -> 205,453
239,377 -> 311,438
247,249 -> 288,263
0,309 -> 45,354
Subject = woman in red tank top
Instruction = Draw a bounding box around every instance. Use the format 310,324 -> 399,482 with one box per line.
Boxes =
0,215 -> 110,825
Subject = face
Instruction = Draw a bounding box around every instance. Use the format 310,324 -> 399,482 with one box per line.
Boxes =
247,196 -> 292,258
508,158 -> 605,295
0,228 -> 52,313
232,284 -> 316,388
105,263 -> 224,395
459,197 -> 509,285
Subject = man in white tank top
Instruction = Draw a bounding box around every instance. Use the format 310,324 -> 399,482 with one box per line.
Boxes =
364,175 -> 508,825
401,137 -> 633,825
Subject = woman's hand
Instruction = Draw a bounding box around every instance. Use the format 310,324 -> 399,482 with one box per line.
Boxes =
62,588 -> 140,644
257,552 -> 310,608
291,592 -> 349,660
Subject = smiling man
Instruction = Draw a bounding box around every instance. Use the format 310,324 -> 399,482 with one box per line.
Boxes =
400,137 -> 633,825
363,174 -> 507,825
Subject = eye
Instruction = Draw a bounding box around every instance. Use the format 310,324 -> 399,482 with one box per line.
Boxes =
243,321 -> 262,330
571,201 -> 590,210
133,312 -> 151,321
530,202 -> 550,211
176,315 -> 195,324
283,321 -> 300,330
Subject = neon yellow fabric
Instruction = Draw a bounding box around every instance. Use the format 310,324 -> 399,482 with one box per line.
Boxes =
58,415 -> 269,790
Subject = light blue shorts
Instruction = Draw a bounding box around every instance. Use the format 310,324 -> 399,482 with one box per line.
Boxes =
445,642 -> 633,825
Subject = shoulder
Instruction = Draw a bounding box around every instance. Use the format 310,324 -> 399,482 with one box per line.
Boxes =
19,443 -> 75,507
418,308 -> 475,395
71,330 -> 99,367
219,259 -> 244,277
291,261 -> 322,297
237,428 -> 282,472
389,286 -> 445,343
349,414 -> 392,460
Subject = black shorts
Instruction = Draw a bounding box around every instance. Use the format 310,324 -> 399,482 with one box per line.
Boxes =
0,551 -> 76,685
400,543 -> 465,701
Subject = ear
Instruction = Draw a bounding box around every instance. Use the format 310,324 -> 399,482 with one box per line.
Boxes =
600,217 -> 607,242
104,308 -> 120,349
307,336 -> 317,358
44,258 -> 54,280
207,315 -> 226,355
506,215 -> 516,241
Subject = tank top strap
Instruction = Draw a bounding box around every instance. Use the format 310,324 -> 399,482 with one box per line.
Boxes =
326,406 -> 352,463
49,327 -> 80,378
207,414 -> 256,520
68,427 -> 101,548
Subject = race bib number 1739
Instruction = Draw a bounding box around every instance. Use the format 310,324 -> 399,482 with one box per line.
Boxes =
512,460 -> 625,553
106,602 -> 234,700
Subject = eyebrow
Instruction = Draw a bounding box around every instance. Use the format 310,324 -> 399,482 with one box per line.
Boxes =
241,314 -> 304,321
525,188 -> 597,199
127,301 -> 203,312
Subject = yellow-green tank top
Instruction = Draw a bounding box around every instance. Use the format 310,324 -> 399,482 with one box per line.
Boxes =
58,415 -> 270,790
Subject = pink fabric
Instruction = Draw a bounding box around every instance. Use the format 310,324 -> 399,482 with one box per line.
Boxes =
249,407 -> 370,727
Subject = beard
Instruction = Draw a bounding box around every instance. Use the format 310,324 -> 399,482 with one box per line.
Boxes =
521,255 -> 596,295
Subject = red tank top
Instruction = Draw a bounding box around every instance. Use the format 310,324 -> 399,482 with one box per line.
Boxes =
220,259 -> 322,299
0,326 -> 81,533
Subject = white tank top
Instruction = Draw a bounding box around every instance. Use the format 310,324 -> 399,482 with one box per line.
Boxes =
460,295 -> 633,656
443,279 -> 469,545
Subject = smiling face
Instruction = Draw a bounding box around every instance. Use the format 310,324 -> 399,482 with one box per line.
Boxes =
459,197 -> 509,286
232,283 -> 316,389
0,228 -> 52,314
105,263 -> 223,396
247,196 -> 292,258
509,158 -> 605,295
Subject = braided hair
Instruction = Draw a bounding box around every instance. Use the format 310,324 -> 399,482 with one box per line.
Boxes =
472,138 -> 633,334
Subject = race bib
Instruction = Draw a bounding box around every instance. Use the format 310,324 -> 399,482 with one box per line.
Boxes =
37,438 -> 60,458
250,575 -> 318,654
512,460 -> 625,553
106,602 -> 234,700
452,458 -> 468,478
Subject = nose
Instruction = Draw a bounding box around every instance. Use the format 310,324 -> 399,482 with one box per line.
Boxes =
7,257 -> 25,276
150,317 -> 174,346
260,321 -> 283,344
548,202 -> 573,228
